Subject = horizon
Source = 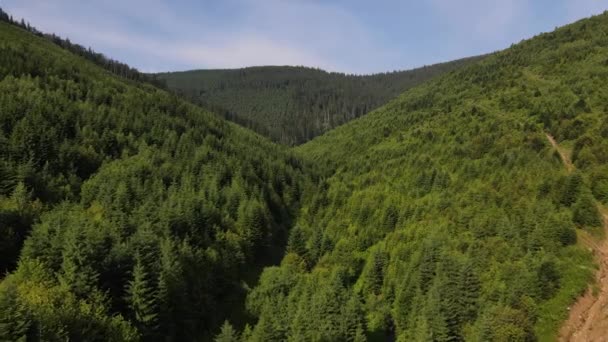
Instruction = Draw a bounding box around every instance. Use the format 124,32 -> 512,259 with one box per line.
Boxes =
0,1 -> 606,74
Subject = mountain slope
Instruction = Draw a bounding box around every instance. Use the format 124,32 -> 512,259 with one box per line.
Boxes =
245,11 -> 608,341
0,20 -> 311,341
156,58 -> 484,145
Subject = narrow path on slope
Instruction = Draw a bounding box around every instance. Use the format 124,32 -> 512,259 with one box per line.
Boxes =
559,207 -> 608,342
546,133 -> 574,173
550,130 -> 608,341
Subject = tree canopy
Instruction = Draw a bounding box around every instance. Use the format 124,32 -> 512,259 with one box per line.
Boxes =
1,6 -> 608,342
156,58 -> 484,145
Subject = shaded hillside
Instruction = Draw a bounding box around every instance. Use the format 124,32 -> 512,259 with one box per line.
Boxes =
0,20 -> 311,341
243,11 -> 608,341
157,58 -> 484,145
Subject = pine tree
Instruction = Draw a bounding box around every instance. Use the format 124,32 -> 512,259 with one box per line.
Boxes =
287,226 -> 308,258
537,260 -> 560,300
437,259 -> 464,342
573,191 -> 602,227
382,205 -> 399,231
215,320 -> 239,342
250,315 -> 281,342
0,283 -> 30,342
560,173 -> 582,206
425,285 -> 450,342
365,251 -> 386,295
157,238 -> 189,341
126,255 -> 159,339
419,242 -> 439,293
458,261 -> 480,323
353,324 -> 367,342
59,227 -> 99,298
342,293 -> 366,341
240,324 -> 253,342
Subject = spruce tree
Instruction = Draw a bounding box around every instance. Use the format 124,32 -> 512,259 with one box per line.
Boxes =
59,227 -> 99,298
458,261 -> 480,323
0,283 -> 30,342
214,321 -> 239,342
561,173 -> 582,207
573,191 -> 602,227
126,255 -> 159,339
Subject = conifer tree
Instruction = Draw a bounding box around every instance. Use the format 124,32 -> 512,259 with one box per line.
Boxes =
365,251 -> 387,295
215,321 -> 239,342
59,227 -> 99,298
287,226 -> 308,258
561,173 -> 582,207
342,293 -> 366,341
126,255 -> 159,339
573,191 -> 602,227
0,283 -> 30,342
458,261 -> 480,323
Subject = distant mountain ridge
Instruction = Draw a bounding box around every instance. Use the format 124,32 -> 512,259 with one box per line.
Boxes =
1,4 -> 608,342
156,58 -> 485,145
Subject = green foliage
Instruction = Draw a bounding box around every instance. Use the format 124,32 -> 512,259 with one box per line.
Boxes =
0,181 -> 42,273
158,58 -> 484,145
246,11 -> 608,341
215,321 -> 240,342
572,191 -> 602,227
0,260 -> 139,341
2,6 -> 608,342
0,281 -> 31,342
126,255 -> 159,339
0,17 -> 310,340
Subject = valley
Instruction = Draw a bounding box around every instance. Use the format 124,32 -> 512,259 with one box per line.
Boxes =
1,5 -> 608,342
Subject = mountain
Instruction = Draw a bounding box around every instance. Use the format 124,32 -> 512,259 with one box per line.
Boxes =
244,11 -> 608,341
0,18 -> 311,341
156,59 -> 484,145
2,6 -> 608,342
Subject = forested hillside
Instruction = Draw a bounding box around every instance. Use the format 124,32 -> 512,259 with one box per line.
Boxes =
0,20 -> 311,341
241,11 -> 608,341
2,5 -> 608,342
156,59 -> 483,145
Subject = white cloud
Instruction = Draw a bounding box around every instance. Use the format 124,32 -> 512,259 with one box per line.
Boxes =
4,0 -> 605,74
1,0 -> 391,73
82,28 -> 337,72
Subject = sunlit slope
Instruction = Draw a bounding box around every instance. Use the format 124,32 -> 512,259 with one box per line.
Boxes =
0,21 -> 309,341
245,11 -> 608,341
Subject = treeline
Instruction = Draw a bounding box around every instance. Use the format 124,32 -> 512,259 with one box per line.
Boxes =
0,7 -> 167,89
235,11 -> 608,341
2,4 -> 608,341
157,58 -> 485,145
0,19 -> 311,341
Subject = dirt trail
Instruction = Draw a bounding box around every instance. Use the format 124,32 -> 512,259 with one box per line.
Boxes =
559,208 -> 608,342
546,134 -> 574,173
550,130 -> 608,341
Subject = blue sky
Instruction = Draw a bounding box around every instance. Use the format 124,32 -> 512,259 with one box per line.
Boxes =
1,0 -> 606,74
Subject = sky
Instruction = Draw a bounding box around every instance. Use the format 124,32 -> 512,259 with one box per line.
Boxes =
0,0 -> 606,74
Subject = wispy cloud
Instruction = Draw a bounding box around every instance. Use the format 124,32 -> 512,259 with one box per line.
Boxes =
2,0 -> 385,73
1,0 -> 607,73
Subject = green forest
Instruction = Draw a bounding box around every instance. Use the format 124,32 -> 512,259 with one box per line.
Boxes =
156,59 -> 483,145
0,14 -> 311,341
1,5 -> 608,342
